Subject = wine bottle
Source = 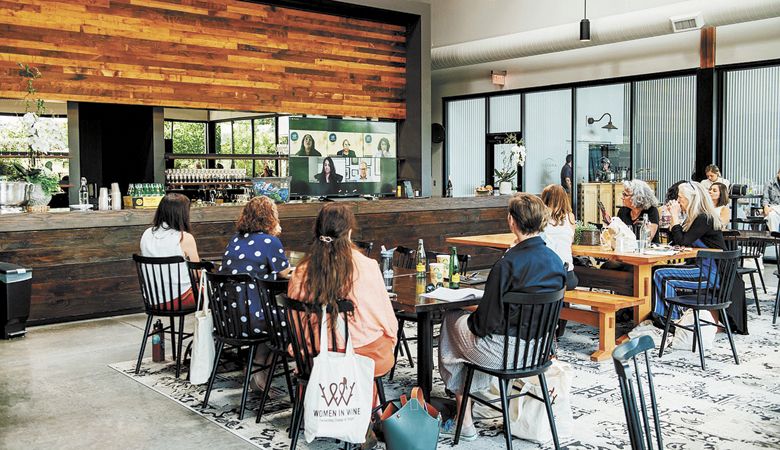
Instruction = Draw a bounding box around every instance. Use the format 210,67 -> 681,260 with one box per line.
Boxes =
415,239 -> 426,279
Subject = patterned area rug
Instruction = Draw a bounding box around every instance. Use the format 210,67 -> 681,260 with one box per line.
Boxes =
110,289 -> 780,450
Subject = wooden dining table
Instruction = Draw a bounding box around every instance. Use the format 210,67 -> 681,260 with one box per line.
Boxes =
389,269 -> 482,400
446,233 -> 702,327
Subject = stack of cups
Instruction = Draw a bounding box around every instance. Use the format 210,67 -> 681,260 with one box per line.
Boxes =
98,187 -> 110,211
111,183 -> 122,210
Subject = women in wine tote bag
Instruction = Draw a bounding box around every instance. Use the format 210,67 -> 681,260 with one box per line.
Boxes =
303,306 -> 375,444
189,269 -> 215,385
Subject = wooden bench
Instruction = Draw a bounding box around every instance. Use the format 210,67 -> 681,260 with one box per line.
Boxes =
561,289 -> 643,362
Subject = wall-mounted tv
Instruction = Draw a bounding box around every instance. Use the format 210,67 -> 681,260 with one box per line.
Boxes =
288,117 -> 397,197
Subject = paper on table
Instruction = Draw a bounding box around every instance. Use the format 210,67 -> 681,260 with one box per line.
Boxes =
420,287 -> 484,302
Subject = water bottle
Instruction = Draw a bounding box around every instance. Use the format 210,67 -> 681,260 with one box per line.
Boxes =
415,239 -> 426,279
449,246 -> 460,289
79,177 -> 89,205
152,319 -> 165,362
638,213 -> 650,253
660,205 -> 671,229
380,247 -> 394,292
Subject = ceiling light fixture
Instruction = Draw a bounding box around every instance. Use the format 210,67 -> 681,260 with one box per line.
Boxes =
587,113 -> 617,130
580,0 -> 591,41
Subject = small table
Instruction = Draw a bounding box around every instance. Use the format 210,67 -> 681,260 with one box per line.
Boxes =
389,270 -> 481,400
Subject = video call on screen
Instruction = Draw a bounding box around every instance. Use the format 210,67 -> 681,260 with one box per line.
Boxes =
288,118 -> 397,197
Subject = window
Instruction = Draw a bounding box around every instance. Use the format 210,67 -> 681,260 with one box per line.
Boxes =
0,115 -> 69,179
165,120 -> 207,169
446,98 -> 486,197
723,65 -> 780,190
633,76 -> 696,199
523,89 -> 572,195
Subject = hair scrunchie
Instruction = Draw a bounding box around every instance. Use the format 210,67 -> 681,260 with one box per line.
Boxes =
319,235 -> 334,243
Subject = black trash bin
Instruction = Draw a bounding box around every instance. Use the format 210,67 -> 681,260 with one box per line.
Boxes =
0,262 -> 33,339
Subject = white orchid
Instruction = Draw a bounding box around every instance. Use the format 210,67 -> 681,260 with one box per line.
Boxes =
495,133 -> 527,184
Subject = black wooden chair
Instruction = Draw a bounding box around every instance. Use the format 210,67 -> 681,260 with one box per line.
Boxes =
393,245 -> 416,269
658,250 -> 741,370
353,240 -> 374,258
132,254 -> 197,378
278,296 -> 387,450
254,279 -> 296,423
453,288 -> 565,450
187,260 -> 215,307
201,272 -> 280,421
612,335 -> 663,450
771,231 -> 780,325
723,230 -> 767,315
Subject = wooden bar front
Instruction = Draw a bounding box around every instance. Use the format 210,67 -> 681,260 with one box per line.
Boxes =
0,197 -> 510,325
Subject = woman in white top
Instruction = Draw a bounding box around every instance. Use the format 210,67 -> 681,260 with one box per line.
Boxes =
541,184 -> 578,290
708,182 -> 731,229
140,193 -> 200,309
700,164 -> 731,191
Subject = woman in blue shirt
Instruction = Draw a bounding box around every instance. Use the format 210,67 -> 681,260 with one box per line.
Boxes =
221,196 -> 291,329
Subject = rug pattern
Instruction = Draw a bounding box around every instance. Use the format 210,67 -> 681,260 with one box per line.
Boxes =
110,290 -> 780,450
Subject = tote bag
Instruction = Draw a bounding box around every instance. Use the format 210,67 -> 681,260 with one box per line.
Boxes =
303,306 -> 375,444
509,359 -> 574,444
189,269 -> 215,385
380,387 -> 441,450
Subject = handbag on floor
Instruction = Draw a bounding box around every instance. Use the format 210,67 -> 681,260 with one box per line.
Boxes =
380,387 -> 441,450
189,269 -> 215,385
303,306 -> 375,444
671,308 -> 717,351
509,359 -> 574,444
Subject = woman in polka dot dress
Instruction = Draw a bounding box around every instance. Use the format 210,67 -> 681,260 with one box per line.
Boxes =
220,196 -> 291,330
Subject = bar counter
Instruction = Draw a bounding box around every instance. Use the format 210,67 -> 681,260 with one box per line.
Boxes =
0,196 -> 510,324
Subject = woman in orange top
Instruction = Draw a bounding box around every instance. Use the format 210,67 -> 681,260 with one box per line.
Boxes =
288,203 -> 398,378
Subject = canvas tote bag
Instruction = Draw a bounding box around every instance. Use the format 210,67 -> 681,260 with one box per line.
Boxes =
303,306 -> 375,444
509,359 -> 574,444
189,269 -> 215,385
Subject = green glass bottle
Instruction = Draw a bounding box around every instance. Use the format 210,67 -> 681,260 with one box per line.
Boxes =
449,246 -> 460,289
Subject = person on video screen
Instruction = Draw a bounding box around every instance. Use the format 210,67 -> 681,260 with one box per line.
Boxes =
374,137 -> 392,158
314,157 -> 343,185
359,161 -> 369,180
295,134 -> 321,157
336,139 -> 356,157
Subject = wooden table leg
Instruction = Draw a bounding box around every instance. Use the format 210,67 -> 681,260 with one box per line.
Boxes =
590,311 -> 616,361
416,311 -> 434,401
633,264 -> 653,323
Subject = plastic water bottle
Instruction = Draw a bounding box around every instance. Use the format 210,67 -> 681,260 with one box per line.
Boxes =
79,177 -> 89,205
638,213 -> 650,253
380,246 -> 394,292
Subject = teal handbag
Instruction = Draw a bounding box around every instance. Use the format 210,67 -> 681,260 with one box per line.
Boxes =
380,387 -> 442,450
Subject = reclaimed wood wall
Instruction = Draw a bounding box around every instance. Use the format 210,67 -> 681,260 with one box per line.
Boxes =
0,0 -> 407,119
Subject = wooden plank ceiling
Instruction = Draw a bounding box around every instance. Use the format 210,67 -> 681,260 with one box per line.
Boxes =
0,0 -> 407,119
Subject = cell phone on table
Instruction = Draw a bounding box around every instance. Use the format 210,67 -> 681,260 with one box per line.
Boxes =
597,200 -> 611,224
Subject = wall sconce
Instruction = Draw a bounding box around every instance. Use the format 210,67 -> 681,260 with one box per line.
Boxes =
587,112 -> 618,130
491,70 -> 507,87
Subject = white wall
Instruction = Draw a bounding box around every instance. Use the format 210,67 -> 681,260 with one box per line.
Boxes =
430,8 -> 780,195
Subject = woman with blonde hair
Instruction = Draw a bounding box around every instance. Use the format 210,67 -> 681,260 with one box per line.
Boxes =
652,181 -> 726,321
540,184 -> 578,290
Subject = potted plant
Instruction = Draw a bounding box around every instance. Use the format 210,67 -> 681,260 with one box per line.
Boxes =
574,221 -> 600,246
494,133 -> 526,195
9,63 -> 60,207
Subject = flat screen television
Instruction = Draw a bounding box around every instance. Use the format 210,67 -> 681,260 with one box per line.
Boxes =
287,117 -> 397,197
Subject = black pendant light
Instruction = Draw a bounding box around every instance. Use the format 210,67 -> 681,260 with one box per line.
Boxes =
580,0 -> 591,41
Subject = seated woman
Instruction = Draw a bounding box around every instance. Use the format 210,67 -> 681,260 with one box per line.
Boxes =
221,196 -> 291,323
288,203 -> 398,379
140,193 -> 200,309
540,184 -> 578,290
616,179 -> 660,243
221,196 -> 291,390
653,181 -> 726,322
709,182 -> 731,228
438,193 -> 566,441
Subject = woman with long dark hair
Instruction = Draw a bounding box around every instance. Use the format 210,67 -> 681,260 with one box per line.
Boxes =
287,203 -> 397,376
295,133 -> 321,156
140,193 -> 200,308
314,156 -> 343,185
709,182 -> 731,227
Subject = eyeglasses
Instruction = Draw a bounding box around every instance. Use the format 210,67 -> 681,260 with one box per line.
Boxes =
621,192 -> 632,198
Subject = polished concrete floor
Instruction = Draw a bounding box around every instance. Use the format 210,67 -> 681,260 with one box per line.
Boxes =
0,313 -> 251,450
